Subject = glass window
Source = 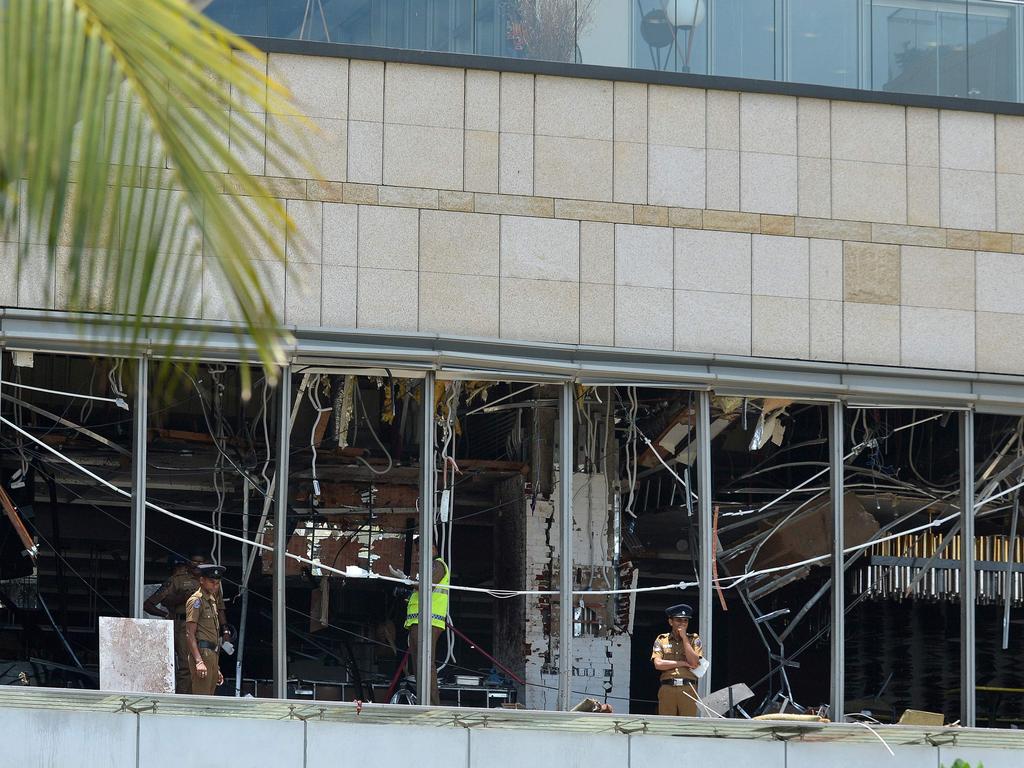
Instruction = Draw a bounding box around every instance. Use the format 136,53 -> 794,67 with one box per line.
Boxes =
711,0 -> 776,80
493,0 -> 583,63
871,0 -> 969,98
577,0 -> 633,67
967,0 -> 1017,101
633,0 -> 708,74
204,0 -> 269,38
329,1 -> 385,46
788,0 -> 859,89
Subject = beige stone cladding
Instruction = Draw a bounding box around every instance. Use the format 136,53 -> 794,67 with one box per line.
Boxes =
27,53 -> 1024,377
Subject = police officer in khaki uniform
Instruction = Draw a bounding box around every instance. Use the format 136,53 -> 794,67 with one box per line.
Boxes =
145,552 -> 230,693
185,564 -> 227,695
651,603 -> 703,717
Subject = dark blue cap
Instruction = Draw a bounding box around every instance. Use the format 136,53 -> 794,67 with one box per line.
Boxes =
666,603 -> 693,619
197,563 -> 225,580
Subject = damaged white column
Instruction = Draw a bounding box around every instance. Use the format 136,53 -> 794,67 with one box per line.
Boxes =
98,617 -> 174,694
521,473 -> 631,711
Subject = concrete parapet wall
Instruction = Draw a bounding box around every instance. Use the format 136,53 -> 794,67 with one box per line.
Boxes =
6,703 -> 1022,768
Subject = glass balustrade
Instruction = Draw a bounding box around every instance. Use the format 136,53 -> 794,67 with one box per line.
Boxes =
203,0 -> 1024,103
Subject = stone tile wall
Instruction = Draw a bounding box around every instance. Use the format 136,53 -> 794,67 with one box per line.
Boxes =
12,53 -> 1024,376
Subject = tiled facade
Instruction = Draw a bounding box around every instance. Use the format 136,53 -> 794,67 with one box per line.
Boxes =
7,54 -> 1024,374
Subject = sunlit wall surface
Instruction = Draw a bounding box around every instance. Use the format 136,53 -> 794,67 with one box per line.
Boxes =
204,0 -> 1024,103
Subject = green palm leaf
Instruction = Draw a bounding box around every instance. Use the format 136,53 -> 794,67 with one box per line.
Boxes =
0,0 -> 311,393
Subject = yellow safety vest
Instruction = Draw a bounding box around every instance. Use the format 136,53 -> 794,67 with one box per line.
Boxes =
405,558 -> 449,630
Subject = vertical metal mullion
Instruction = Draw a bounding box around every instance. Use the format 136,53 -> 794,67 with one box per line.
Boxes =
960,408 -> 976,727
128,359 -> 148,618
860,0 -> 872,91
557,382 -> 574,710
418,370 -> 436,706
272,365 -> 292,699
776,0 -> 787,83
706,0 -> 716,75
696,390 -> 713,699
829,401 -> 845,721
1017,6 -> 1024,103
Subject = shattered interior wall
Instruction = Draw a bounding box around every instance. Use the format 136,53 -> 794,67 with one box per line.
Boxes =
521,473 -> 630,710
493,475 -> 528,689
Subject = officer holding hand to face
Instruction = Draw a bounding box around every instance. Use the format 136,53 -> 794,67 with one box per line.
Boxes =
185,564 -> 229,695
651,603 -> 703,717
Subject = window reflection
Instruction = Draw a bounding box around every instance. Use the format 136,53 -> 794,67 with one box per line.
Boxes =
871,0 -> 968,98
711,0 -> 775,80
633,0 -> 708,73
788,0 -> 858,89
576,0 -> 632,67
203,0 -> 1023,105
968,1 -> 1017,101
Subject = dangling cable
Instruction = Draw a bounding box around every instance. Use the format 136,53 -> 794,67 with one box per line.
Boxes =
353,384 -> 394,476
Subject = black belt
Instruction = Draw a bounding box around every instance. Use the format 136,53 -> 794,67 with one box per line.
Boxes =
197,640 -> 220,652
661,679 -> 695,687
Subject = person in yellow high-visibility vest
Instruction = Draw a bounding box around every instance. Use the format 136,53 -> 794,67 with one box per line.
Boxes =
399,538 -> 449,706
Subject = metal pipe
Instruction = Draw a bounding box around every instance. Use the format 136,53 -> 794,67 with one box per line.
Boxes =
557,381 -> 573,710
129,360 -> 148,618
697,390 -> 713,699
960,409 -> 976,727
829,401 -> 844,721
272,366 -> 292,699
418,370 -> 436,706
235,478 -> 250,697
1005,489 -> 1022,647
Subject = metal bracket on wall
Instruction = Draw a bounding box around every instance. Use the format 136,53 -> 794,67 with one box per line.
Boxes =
118,697 -> 157,715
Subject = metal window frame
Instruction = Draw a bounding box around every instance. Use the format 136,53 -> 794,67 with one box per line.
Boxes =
1,317 -> 1012,716
129,359 -> 148,618
558,382 -> 574,710
829,401 -> 845,720
960,408 -> 977,727
696,390 -> 713,699
272,366 -> 292,698
418,370 -> 437,706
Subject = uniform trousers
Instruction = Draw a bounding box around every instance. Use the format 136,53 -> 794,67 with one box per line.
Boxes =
188,647 -> 220,696
658,680 -> 698,717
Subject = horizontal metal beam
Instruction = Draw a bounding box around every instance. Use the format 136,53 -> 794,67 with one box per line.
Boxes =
4,310 -> 1024,411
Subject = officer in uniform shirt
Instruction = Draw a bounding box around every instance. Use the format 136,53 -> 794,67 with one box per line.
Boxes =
650,603 -> 703,717
145,552 -> 230,694
185,564 -> 227,695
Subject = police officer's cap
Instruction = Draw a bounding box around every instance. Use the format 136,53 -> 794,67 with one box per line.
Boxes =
167,554 -> 188,566
197,564 -> 226,580
665,603 -> 693,619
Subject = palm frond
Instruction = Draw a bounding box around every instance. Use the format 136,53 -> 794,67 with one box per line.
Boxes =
0,0 -> 314,391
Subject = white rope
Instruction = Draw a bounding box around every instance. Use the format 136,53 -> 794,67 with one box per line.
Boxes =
4,380 -> 129,409
0,408 -> 979,603
975,475 -> 1024,509
853,720 -> 895,756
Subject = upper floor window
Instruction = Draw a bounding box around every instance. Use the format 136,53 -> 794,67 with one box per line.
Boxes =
202,0 -> 1024,104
